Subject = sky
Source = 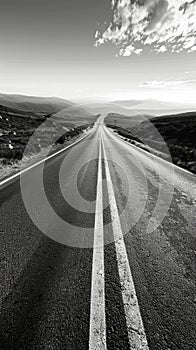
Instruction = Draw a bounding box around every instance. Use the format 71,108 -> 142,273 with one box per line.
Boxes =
0,0 -> 196,105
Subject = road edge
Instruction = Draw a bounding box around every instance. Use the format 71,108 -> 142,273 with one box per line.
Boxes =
0,129 -> 92,189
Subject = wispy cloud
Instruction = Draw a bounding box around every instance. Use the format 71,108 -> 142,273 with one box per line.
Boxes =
95,0 -> 196,56
140,79 -> 196,88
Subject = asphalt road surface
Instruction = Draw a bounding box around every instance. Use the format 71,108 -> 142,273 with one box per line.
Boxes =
0,116 -> 195,350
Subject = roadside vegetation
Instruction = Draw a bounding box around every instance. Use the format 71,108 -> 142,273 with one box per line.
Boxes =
0,104 -> 94,180
106,111 -> 196,174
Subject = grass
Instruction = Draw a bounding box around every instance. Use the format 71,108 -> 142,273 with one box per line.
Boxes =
106,111 -> 196,174
0,104 -> 94,181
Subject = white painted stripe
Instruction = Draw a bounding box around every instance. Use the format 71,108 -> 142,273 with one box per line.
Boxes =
0,131 -> 91,188
101,134 -> 149,350
89,135 -> 107,350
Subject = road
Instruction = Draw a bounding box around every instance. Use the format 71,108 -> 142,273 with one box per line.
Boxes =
0,116 -> 195,349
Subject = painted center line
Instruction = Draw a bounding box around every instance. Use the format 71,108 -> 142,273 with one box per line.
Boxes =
101,134 -> 149,350
89,135 -> 107,350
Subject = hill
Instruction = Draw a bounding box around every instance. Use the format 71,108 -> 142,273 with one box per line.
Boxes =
53,105 -> 99,128
106,111 -> 196,174
0,93 -> 74,114
0,93 -> 97,169
132,112 -> 196,147
78,102 -> 146,117
76,99 -> 196,118
112,99 -> 195,116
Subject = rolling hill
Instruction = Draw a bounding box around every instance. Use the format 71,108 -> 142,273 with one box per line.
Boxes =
106,111 -> 196,173
112,99 -> 196,116
0,93 -> 98,170
0,93 -> 75,114
53,104 -> 99,127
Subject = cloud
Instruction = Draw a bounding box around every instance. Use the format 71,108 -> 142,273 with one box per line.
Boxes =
189,45 -> 196,52
156,45 -> 167,53
140,79 -> 196,88
95,0 -> 196,55
119,45 -> 143,56
95,30 -> 99,39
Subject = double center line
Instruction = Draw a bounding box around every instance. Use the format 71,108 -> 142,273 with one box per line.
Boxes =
89,134 -> 106,349
89,131 -> 149,350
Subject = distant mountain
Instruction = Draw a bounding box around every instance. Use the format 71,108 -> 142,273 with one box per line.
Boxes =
0,92 -> 98,130
0,93 -> 75,114
53,104 -> 97,127
111,99 -> 195,116
112,100 -> 143,107
0,104 -> 32,116
82,102 -> 143,116
74,99 -> 195,117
